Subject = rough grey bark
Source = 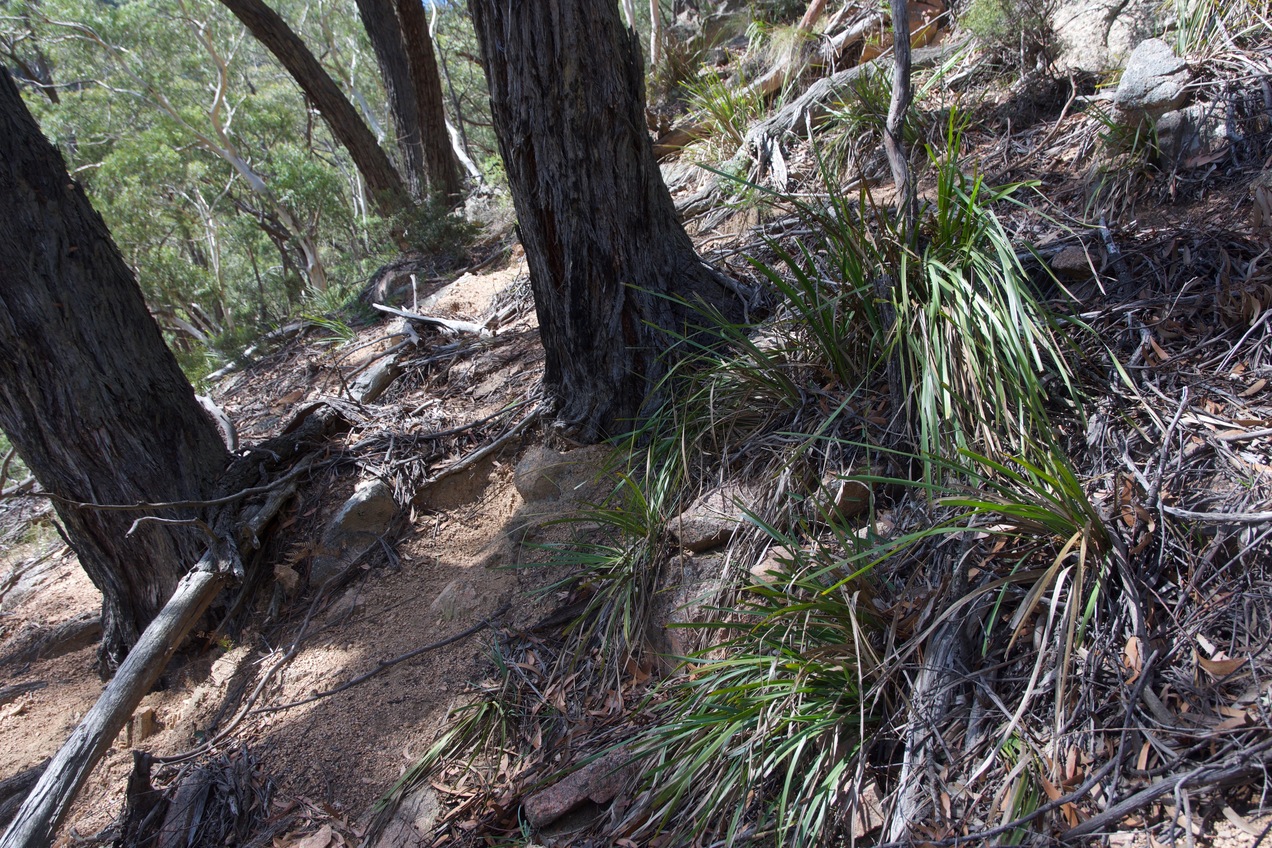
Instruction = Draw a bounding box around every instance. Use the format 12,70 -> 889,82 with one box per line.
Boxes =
355,0 -> 427,198
355,0 -> 461,204
0,68 -> 229,671
395,0 -> 462,202
469,0 -> 736,441
218,0 -> 410,217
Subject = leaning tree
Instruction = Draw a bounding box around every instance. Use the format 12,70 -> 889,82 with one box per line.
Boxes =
217,0 -> 412,217
469,0 -> 739,441
0,67 -> 230,671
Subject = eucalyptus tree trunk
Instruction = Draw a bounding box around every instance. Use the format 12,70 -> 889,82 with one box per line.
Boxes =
0,69 -> 229,672
218,0 -> 410,217
356,0 -> 461,204
355,0 -> 426,197
469,0 -> 736,441
395,0 -> 462,202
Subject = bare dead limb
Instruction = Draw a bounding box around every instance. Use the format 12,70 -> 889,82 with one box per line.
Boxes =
372,303 -> 491,337
0,418 -> 341,848
884,0 -> 915,236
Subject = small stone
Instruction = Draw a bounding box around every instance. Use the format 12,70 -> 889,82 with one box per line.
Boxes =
368,788 -> 439,848
513,446 -> 567,501
1049,245 -> 1091,280
850,781 -> 885,839
132,707 -> 158,742
310,478 -> 398,588
273,564 -> 301,595
1155,103 -> 1231,165
750,545 -> 798,584
429,579 -> 478,621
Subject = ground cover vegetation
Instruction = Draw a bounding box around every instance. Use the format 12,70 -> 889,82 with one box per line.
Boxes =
1,0 -> 1272,845
376,1 -> 1272,845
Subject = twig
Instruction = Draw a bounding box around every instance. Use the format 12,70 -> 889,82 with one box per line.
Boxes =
1216,427 -> 1272,443
1063,737 -> 1272,840
5,460 -> 313,513
873,653 -> 1159,847
125,516 -> 218,540
250,604 -> 509,714
426,404 -> 542,485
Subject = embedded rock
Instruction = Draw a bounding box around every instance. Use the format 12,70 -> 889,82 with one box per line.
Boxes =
750,545 -> 799,585
369,788 -> 439,848
350,355 -> 401,404
812,471 -> 871,524
309,478 -> 398,587
522,749 -> 639,828
670,484 -> 761,552
513,445 -> 608,503
1156,103 -> 1231,165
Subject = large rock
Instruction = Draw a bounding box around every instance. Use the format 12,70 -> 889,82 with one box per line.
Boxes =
513,445 -> 608,503
1053,0 -> 1162,73
654,553 -> 726,658
1113,39 -> 1190,124
1155,102 -> 1232,165
309,478 -> 398,587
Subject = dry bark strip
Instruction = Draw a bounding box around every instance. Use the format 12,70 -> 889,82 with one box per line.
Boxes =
0,405 -> 350,848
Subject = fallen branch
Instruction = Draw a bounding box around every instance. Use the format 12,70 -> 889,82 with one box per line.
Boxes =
251,603 -> 509,714
0,450 -> 320,848
1162,505 -> 1272,524
372,303 -> 491,337
1062,737 -> 1272,841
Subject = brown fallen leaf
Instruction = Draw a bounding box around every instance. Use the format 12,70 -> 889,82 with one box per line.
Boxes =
1198,655 -> 1247,677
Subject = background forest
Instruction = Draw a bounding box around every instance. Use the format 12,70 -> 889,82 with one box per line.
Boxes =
0,0 -> 502,375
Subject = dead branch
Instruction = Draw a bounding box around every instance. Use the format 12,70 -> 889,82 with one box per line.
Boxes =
372,303 -> 491,337
1062,737 -> 1272,842
251,603 -> 509,714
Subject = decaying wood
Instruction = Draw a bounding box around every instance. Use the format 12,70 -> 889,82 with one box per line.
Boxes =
372,303 -> 491,337
0,612 -> 100,667
0,761 -> 48,831
885,616 -> 964,843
